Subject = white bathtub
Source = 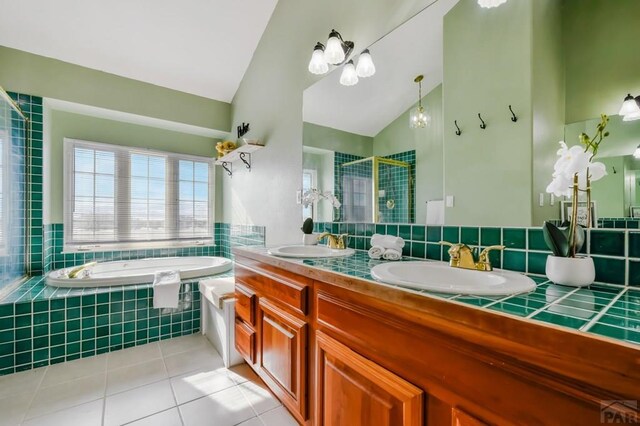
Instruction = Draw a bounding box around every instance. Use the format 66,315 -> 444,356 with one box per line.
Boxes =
45,256 -> 233,288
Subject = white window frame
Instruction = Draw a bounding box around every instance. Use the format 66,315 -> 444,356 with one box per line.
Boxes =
63,138 -> 214,253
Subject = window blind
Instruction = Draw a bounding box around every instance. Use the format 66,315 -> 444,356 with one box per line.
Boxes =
64,138 -> 214,251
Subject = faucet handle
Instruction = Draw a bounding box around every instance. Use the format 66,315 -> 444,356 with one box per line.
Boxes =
477,245 -> 505,271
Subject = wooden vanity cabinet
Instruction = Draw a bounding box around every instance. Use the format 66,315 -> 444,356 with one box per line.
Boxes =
234,252 -> 639,426
234,261 -> 311,425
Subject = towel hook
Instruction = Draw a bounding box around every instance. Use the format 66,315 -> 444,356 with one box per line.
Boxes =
454,120 -> 462,136
478,113 -> 487,129
509,105 -> 518,122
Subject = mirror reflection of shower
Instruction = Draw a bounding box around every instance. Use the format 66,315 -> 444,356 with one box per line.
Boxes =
340,156 -> 413,223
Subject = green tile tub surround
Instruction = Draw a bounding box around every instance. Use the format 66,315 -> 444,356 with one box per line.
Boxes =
0,271 -> 240,376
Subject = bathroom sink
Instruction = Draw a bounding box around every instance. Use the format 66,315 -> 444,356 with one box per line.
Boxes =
370,261 -> 536,296
268,245 -> 355,258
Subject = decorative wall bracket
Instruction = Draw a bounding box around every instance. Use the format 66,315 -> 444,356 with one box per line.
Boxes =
215,144 -> 263,177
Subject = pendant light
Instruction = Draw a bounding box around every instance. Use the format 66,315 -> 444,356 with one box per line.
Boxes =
308,43 -> 329,75
619,94 -> 640,121
410,75 -> 430,128
356,49 -> 376,78
339,60 -> 359,86
478,0 -> 508,8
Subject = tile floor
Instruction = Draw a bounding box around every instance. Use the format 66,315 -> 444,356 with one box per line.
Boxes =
0,334 -> 298,426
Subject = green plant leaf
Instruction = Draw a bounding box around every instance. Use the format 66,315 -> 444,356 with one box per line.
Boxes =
573,225 -> 585,254
542,222 -> 569,257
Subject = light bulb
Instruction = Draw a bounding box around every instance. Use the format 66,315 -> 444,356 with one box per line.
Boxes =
477,0 -> 508,8
619,94 -> 640,117
308,44 -> 328,75
324,31 -> 345,65
339,61 -> 359,86
356,49 -> 376,78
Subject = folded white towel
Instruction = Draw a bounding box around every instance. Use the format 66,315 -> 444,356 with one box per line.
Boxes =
371,234 -> 405,252
382,248 -> 402,261
368,245 -> 385,260
153,270 -> 181,309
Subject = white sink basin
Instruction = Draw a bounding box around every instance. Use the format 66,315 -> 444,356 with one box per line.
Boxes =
371,261 -> 536,296
268,245 -> 355,259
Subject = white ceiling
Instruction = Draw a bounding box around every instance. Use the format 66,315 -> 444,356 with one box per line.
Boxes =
303,0 -> 459,137
0,0 -> 278,103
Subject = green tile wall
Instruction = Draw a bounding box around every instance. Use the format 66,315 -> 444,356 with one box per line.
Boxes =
314,222 -> 635,287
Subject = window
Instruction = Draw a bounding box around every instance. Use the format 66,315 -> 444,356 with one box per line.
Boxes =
64,139 -> 214,251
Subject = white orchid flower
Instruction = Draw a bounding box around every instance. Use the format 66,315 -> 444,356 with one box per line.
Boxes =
577,162 -> 607,188
546,173 -> 573,197
546,141 -> 607,195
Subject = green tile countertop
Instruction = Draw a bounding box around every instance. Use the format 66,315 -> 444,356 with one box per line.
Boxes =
241,248 -> 640,347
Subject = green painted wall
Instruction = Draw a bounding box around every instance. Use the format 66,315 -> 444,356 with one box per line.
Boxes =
47,109 -> 219,223
563,0 -> 640,124
443,0 -> 533,226
373,85 -> 443,224
225,0 -> 434,243
591,156 -> 625,218
0,46 -> 231,131
565,115 -> 640,159
303,122 -> 373,157
532,0 -> 565,225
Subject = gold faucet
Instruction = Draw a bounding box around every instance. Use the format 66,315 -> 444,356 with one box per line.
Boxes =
317,232 -> 348,249
439,241 -> 504,271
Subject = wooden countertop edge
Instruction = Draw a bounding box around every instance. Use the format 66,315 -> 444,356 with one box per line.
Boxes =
233,247 -> 640,397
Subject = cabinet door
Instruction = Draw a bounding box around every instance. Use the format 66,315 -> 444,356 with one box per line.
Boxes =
315,331 -> 423,426
259,299 -> 308,419
451,408 -> 488,426
235,319 -> 255,363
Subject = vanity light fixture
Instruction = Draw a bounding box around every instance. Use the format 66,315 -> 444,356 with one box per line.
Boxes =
308,43 -> 329,75
620,94 -> 640,121
339,60 -> 359,86
355,49 -> 376,78
634,144 -> 640,159
410,75 -> 430,129
478,0 -> 508,8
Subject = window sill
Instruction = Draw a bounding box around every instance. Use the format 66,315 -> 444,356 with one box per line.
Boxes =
62,240 -> 215,254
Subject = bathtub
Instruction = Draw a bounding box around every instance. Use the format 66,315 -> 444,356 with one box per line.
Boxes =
45,256 -> 233,288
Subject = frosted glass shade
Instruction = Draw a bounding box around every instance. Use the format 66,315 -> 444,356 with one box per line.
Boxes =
356,50 -> 376,78
623,110 -> 640,122
477,0 -> 508,8
634,146 -> 640,159
324,35 -> 345,65
340,61 -> 359,86
619,94 -> 640,117
410,106 -> 430,128
308,48 -> 328,75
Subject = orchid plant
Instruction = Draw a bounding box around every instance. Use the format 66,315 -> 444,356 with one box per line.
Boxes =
302,188 -> 341,209
545,114 -> 610,257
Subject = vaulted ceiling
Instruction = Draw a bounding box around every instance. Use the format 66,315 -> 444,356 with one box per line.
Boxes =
0,0 -> 279,102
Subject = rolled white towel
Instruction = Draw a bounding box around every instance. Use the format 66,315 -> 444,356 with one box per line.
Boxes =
382,248 -> 402,261
371,234 -> 405,252
368,245 -> 385,260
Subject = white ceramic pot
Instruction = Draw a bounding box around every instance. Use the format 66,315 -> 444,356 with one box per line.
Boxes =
302,234 -> 318,246
545,256 -> 595,287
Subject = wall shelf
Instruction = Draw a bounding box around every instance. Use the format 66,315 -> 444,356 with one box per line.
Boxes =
215,144 -> 263,176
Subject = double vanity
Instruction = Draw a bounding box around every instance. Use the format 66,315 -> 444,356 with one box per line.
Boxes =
233,244 -> 639,425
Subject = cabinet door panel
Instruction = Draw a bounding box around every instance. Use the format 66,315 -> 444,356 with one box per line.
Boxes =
235,319 -> 255,363
451,408 -> 488,426
235,284 -> 255,325
259,299 -> 307,419
316,331 -> 423,426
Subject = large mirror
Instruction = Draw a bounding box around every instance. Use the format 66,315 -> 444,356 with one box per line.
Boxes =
301,0 -> 640,226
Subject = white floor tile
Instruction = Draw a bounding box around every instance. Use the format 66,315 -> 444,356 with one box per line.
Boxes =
104,379 -> 176,426
106,358 -> 168,395
0,367 -> 45,399
159,334 -> 209,357
40,354 -> 107,387
224,363 -> 259,385
164,346 -> 224,377
126,407 -> 183,426
238,380 -> 281,415
179,386 -> 256,426
259,406 -> 298,426
170,367 -> 236,405
0,391 -> 33,426
237,417 -> 263,426
25,372 -> 106,419
22,399 -> 103,426
107,342 -> 162,371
